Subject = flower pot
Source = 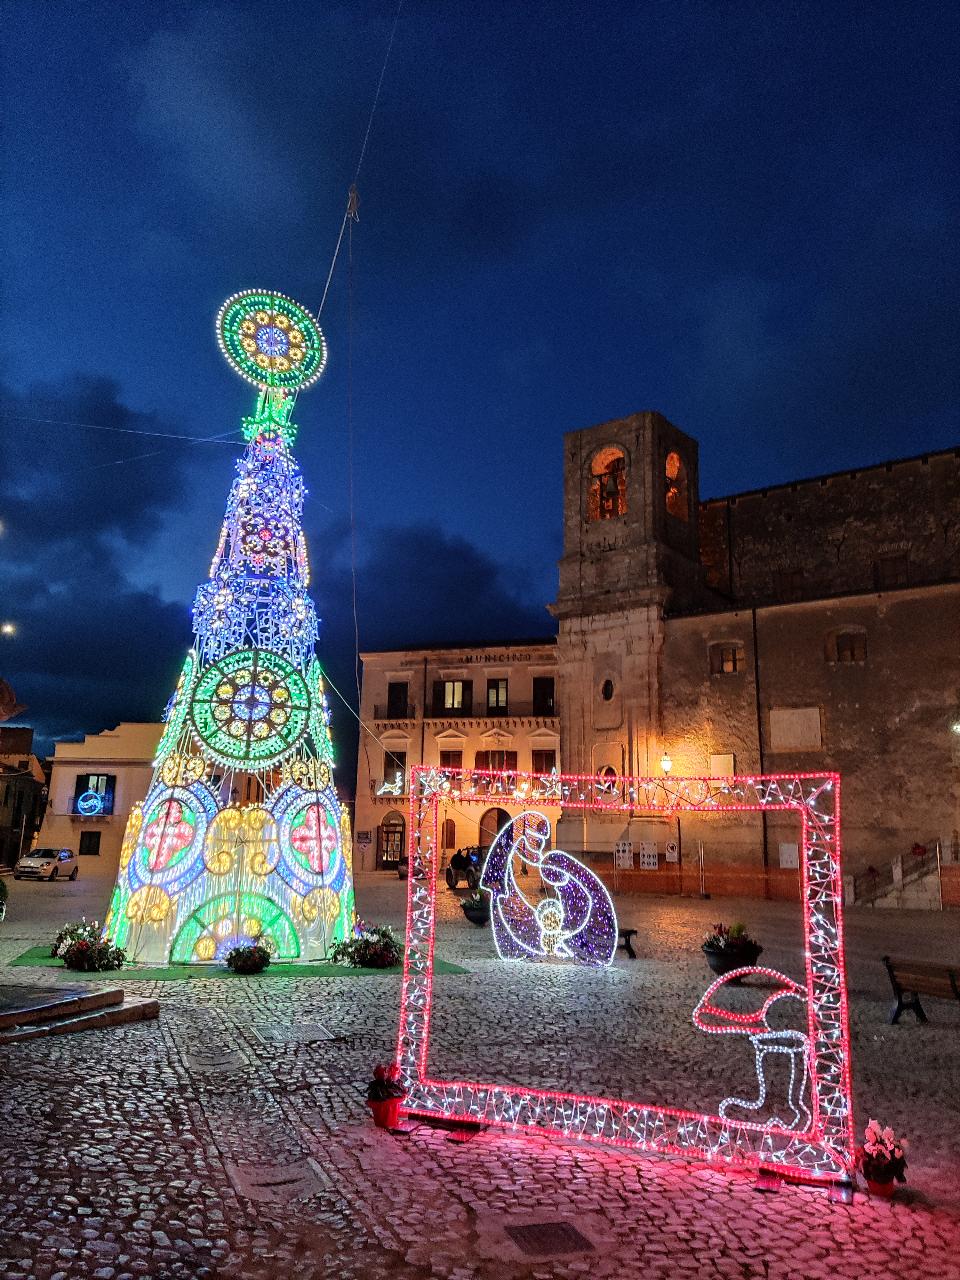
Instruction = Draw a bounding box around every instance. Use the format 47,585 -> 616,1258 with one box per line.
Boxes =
461,904 -> 490,927
367,1096 -> 404,1130
865,1177 -> 896,1198
703,942 -> 762,980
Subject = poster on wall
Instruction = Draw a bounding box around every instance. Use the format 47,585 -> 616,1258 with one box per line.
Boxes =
614,840 -> 633,869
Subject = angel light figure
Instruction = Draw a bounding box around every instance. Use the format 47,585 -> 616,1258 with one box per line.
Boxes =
480,810 -> 618,968
692,967 -> 812,1131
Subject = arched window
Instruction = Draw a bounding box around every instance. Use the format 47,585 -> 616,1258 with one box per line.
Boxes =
665,451 -> 689,521
587,446 -> 627,522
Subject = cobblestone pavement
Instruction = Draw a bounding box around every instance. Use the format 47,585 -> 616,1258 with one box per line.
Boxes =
1,873 -> 958,1279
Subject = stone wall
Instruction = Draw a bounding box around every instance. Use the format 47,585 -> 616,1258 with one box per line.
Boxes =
661,584 -> 960,876
699,448 -> 960,606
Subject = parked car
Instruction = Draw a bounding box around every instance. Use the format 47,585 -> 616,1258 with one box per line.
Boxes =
14,848 -> 78,882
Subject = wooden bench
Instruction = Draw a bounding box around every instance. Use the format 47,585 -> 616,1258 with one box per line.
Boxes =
618,928 -> 638,959
882,955 -> 960,1024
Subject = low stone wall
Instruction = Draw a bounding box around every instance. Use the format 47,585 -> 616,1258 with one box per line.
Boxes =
596,864 -> 800,901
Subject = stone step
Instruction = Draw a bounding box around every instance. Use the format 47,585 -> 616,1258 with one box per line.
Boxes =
0,986 -> 125,1030
0,994 -> 159,1043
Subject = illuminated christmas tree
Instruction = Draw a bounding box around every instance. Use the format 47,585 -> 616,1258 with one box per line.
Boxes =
105,290 -> 355,964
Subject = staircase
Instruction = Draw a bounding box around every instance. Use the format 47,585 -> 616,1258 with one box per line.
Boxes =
846,844 -> 943,909
0,986 -> 159,1043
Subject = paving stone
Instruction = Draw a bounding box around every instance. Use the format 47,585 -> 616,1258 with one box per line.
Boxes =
2,876 -> 960,1280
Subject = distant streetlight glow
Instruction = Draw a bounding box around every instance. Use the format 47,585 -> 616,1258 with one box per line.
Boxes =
1,622 -> 16,636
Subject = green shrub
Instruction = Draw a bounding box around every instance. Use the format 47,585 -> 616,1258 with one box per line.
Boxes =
225,943 -> 272,974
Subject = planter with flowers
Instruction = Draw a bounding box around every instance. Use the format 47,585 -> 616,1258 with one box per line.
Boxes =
702,922 -> 762,980
330,921 -> 403,969
856,1119 -> 907,1197
52,919 -> 126,972
460,891 -> 490,927
225,942 -> 272,974
366,1063 -> 406,1130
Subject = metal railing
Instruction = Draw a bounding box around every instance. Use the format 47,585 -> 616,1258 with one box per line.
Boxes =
425,702 -> 557,720
372,703 -> 416,720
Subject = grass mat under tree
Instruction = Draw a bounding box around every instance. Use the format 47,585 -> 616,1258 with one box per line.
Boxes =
8,945 -> 466,980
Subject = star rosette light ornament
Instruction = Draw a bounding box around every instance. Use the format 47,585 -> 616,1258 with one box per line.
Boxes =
104,291 -> 355,964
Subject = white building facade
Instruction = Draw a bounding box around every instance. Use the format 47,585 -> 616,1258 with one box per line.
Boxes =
353,643 -> 561,872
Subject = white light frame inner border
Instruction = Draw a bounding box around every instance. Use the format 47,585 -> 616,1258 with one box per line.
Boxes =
395,768 -> 855,1183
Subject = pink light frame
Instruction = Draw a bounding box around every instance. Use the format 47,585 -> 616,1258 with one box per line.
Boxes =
395,767 -> 855,1182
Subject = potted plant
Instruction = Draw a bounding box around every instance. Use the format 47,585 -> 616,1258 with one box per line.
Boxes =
702,922 -> 762,978
52,919 -> 126,972
225,942 -> 271,974
460,890 -> 490,927
330,921 -> 403,969
856,1119 -> 908,1197
366,1063 -> 406,1130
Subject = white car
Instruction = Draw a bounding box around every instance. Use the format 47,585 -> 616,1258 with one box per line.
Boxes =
14,848 -> 79,882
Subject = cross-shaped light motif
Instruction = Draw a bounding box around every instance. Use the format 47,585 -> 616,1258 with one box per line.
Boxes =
143,800 -> 194,870
290,803 -> 338,873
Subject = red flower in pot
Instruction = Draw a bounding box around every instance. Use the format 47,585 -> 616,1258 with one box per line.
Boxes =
366,1063 -> 406,1130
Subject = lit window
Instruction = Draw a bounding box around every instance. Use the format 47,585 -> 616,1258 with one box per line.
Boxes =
587,446 -> 627,522
445,681 -> 463,710
665,452 -> 689,521
709,643 -> 745,675
487,679 -> 508,714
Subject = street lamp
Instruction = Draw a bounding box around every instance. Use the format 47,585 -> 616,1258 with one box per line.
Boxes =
0,622 -> 15,637
660,751 -> 672,774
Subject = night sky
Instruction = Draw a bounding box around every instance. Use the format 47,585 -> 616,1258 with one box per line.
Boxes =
1,1 -> 957,775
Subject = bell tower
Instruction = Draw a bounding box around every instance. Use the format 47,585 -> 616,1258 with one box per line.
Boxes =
550,411 -> 704,849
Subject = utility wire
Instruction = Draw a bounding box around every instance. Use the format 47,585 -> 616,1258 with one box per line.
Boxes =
0,412 -> 242,445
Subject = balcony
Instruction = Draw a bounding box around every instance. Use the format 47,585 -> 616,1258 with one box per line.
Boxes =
373,703 -> 416,720
425,702 -> 557,720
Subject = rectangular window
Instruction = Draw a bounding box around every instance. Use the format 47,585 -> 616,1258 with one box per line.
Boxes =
474,750 -> 519,772
876,554 -> 908,590
78,831 -> 101,856
439,750 -> 463,770
487,679 -> 508,714
709,643 -> 744,675
432,679 -> 472,715
72,773 -> 116,816
382,750 -> 406,791
386,682 -> 409,717
532,749 -> 557,774
532,677 -> 555,715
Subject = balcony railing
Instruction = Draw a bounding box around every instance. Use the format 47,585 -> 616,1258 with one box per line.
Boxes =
425,702 -> 557,720
373,703 -> 416,720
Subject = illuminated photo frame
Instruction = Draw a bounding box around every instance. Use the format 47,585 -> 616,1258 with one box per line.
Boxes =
395,767 -> 854,1183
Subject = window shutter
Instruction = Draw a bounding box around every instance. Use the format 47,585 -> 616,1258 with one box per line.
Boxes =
506,752 -> 518,771
462,681 -> 473,713
432,681 -> 444,715
475,751 -> 489,771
